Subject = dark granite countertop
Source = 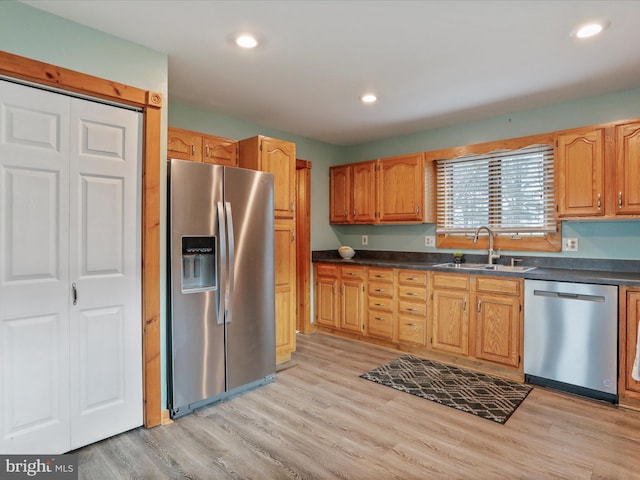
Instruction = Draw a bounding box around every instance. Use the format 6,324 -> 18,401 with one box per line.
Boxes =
312,250 -> 640,287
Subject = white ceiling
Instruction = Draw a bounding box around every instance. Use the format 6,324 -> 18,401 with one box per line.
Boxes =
21,0 -> 640,146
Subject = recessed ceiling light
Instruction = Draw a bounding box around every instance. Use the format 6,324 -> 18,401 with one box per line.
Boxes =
235,34 -> 258,49
361,94 -> 377,104
572,20 -> 610,39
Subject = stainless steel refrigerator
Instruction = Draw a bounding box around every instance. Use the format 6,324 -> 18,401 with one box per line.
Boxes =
167,159 -> 276,418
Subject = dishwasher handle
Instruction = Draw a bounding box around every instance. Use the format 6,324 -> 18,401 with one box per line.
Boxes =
532,289 -> 605,303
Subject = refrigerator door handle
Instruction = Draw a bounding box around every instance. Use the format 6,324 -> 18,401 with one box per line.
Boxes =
217,201 -> 227,325
225,201 -> 236,324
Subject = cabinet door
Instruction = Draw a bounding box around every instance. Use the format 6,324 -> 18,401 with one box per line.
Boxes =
316,275 -> 338,328
377,153 -> 424,223
329,165 -> 351,223
626,291 -> 640,394
556,129 -> 604,217
616,123 -> 640,215
202,134 -> 238,166
431,289 -> 468,356
474,294 -> 520,367
341,278 -> 365,333
274,220 -> 296,361
167,127 -> 203,162
262,137 -> 296,219
352,161 -> 377,223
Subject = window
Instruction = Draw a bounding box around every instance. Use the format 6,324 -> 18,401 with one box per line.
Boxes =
436,144 -> 555,236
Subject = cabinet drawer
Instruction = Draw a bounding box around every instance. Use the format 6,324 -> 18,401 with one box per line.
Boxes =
398,317 -> 426,346
398,270 -> 427,286
368,311 -> 394,340
368,268 -> 394,282
368,281 -> 393,298
368,296 -> 393,312
398,300 -> 427,317
342,266 -> 364,279
316,263 -> 339,277
474,276 -> 521,296
432,273 -> 469,290
398,285 -> 427,302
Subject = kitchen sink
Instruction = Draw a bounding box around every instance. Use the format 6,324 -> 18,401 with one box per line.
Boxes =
433,262 -> 537,273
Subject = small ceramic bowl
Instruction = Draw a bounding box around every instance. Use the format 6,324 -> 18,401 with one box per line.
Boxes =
338,246 -> 355,259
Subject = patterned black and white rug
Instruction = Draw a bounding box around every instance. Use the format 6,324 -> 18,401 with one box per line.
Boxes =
360,355 -> 532,424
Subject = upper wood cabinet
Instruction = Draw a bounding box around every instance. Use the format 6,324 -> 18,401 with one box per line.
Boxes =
329,164 -> 351,223
329,153 -> 432,225
329,161 -> 377,224
168,127 -> 238,166
556,121 -> 640,219
239,135 -> 296,219
556,128 -> 605,217
616,122 -> 640,215
377,153 -> 425,223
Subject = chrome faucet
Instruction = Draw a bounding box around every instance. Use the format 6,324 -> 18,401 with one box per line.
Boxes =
473,226 -> 500,265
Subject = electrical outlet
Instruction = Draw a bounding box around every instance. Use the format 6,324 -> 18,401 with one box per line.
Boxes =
425,235 -> 436,247
361,235 -> 368,246
562,237 -> 578,252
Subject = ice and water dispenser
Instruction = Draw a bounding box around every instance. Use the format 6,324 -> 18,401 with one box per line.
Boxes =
181,236 -> 217,292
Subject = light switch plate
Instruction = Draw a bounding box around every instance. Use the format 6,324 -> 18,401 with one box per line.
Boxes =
361,235 -> 368,246
425,235 -> 436,247
562,237 -> 578,251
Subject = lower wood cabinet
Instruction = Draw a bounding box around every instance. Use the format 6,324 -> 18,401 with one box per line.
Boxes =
340,266 -> 366,334
397,270 -> 428,346
431,273 -> 470,356
621,287 -> 640,405
473,276 -> 521,368
314,263 -> 523,376
367,268 -> 395,341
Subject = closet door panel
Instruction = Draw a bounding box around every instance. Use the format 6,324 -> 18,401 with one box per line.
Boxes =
68,99 -> 143,450
0,80 -> 71,454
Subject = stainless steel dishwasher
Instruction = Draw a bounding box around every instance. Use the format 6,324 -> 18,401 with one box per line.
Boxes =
524,279 -> 618,403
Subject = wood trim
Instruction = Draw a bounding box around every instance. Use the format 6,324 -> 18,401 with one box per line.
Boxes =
423,132 -> 555,162
0,50 -> 163,428
296,159 -> 312,334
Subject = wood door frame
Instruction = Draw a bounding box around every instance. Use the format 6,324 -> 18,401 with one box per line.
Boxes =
0,50 -> 163,428
296,159 -> 312,334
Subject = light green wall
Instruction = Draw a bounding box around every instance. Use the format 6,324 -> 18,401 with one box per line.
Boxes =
0,1 -> 171,406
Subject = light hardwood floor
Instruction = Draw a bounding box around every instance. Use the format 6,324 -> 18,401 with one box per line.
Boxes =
76,333 -> 640,479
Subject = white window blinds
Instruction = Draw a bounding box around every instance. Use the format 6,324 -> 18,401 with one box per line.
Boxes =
436,144 -> 556,235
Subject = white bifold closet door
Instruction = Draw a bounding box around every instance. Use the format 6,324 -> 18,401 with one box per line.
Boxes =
0,79 -> 142,454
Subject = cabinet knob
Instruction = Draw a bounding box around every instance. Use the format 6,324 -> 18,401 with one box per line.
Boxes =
619,192 -> 623,208
191,144 -> 196,156
205,144 -> 210,157
597,193 -> 601,209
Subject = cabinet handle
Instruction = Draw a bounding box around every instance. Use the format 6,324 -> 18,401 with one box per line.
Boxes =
374,289 -> 385,293
205,144 -> 210,157
477,300 -> 482,313
416,205 -> 420,215
291,201 -> 295,213
191,144 -> 196,156
463,297 -> 467,311
353,208 -> 357,216
72,282 -> 78,306
619,192 -> 623,208
347,272 -> 355,276
406,307 -> 417,312
407,292 -> 418,297
374,274 -> 384,278
407,277 -> 417,281
597,193 -> 601,210
374,317 -> 385,321
291,231 -> 295,242
344,209 -> 347,217
405,323 -> 418,327
374,303 -> 386,307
